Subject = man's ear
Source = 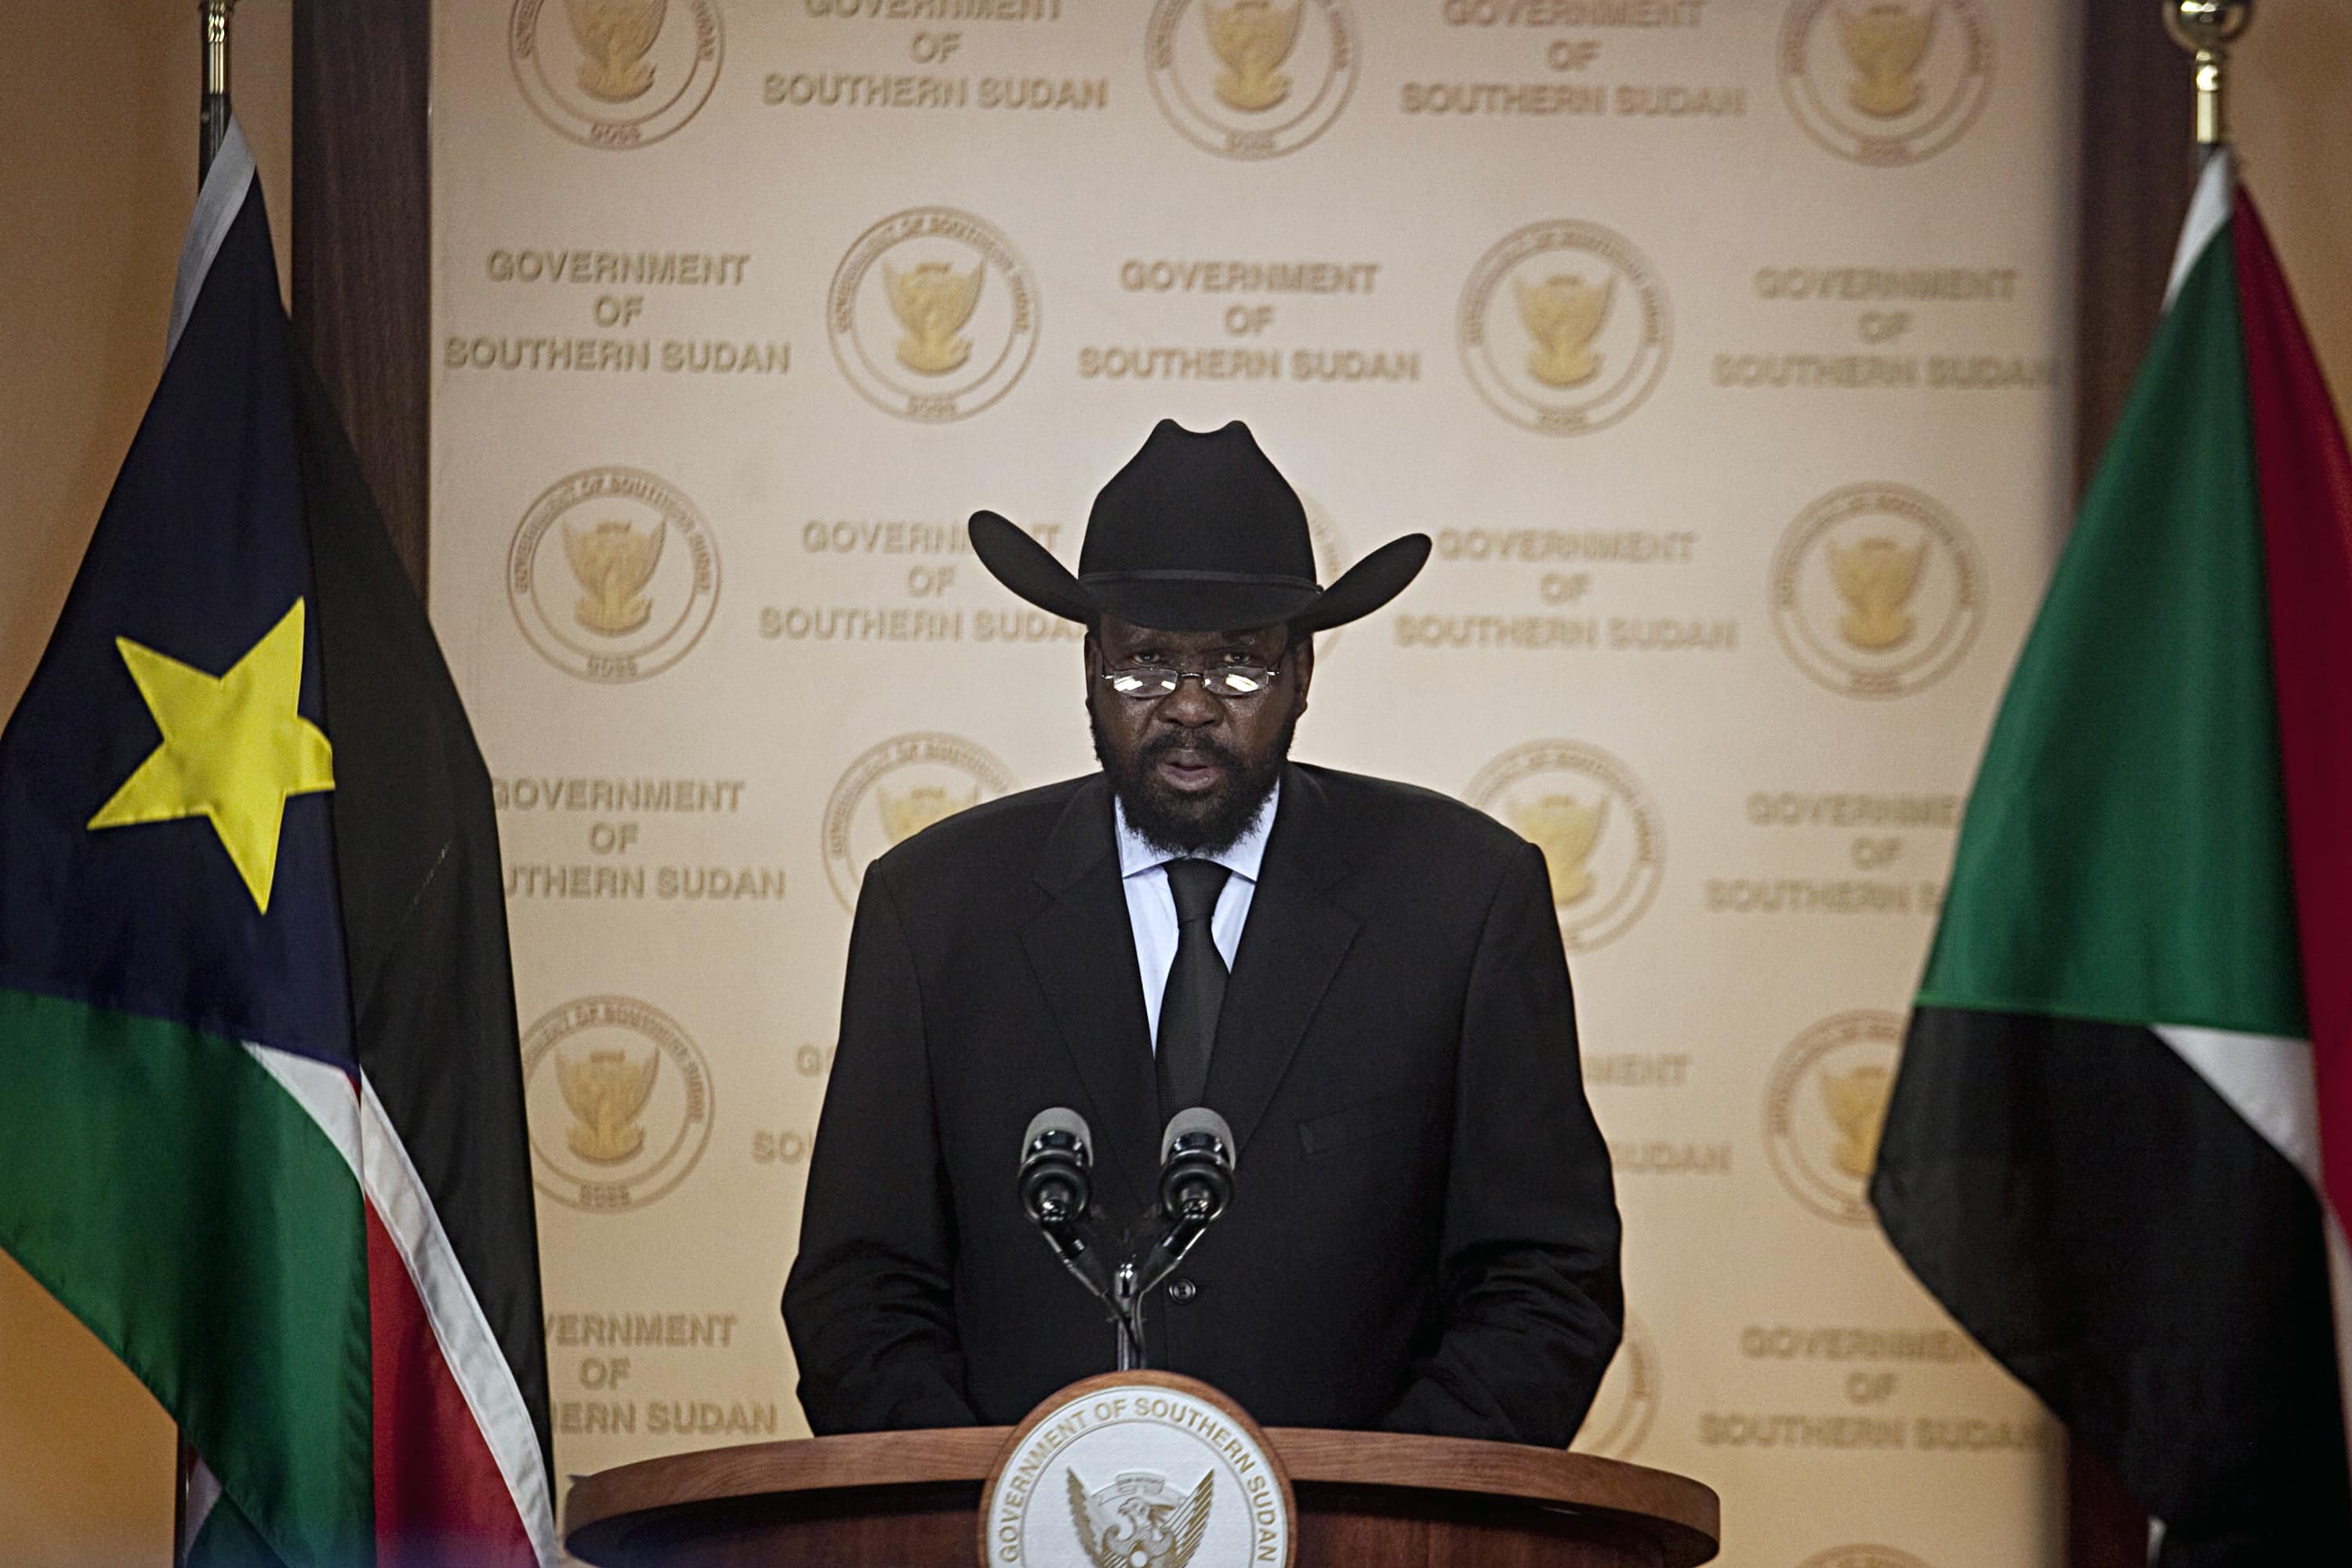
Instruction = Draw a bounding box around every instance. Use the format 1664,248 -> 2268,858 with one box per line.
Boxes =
1289,631 -> 1314,713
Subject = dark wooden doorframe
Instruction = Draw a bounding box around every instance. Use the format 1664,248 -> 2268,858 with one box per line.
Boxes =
289,2 -> 2186,1561
292,0 -> 432,597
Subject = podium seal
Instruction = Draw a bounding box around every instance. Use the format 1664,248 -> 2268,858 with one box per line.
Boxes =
982,1372 -> 1295,1567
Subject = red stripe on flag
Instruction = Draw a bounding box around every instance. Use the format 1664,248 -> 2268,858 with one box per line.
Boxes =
367,1202 -> 538,1567
2238,190 -> 2352,1232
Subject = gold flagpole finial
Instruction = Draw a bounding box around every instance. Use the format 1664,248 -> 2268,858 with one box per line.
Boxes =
199,0 -> 238,181
2164,0 -> 2252,148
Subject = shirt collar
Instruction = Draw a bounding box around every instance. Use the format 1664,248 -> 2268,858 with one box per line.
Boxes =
1114,779 -> 1280,885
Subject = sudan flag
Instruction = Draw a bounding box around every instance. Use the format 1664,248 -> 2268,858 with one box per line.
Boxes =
1871,150 -> 2352,1564
0,124 -> 554,1566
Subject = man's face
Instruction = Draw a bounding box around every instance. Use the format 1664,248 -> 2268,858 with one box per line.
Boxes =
1087,615 -> 1312,855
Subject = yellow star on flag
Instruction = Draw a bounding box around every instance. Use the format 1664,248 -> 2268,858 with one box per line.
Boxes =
86,598 -> 336,913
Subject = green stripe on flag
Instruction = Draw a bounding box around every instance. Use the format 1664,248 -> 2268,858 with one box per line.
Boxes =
1917,217 -> 2306,1039
0,987 -> 372,1566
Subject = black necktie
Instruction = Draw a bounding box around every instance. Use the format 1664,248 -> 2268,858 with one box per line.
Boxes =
1156,858 -> 1232,1120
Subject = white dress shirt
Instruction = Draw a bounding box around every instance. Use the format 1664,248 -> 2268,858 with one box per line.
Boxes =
1114,782 -> 1279,1047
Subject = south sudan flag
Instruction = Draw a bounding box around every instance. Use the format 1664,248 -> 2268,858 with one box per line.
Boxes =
0,125 -> 554,1566
1871,151 -> 2352,1565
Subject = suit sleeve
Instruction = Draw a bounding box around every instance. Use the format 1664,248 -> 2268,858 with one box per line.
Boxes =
1378,839 -> 1624,1446
782,862 -> 978,1432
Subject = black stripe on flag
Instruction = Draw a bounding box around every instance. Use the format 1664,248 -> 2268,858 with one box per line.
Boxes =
292,358 -> 555,1482
1871,1005 -> 2350,1563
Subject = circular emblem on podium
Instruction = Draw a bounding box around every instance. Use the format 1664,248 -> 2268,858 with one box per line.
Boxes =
1796,1548 -> 1933,1568
982,1372 -> 1294,1567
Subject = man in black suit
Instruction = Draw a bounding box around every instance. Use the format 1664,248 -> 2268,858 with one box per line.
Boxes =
784,420 -> 1621,1443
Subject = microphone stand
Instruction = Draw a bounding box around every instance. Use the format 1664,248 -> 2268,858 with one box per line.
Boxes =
1112,1261 -> 1144,1370
1021,1106 -> 1233,1374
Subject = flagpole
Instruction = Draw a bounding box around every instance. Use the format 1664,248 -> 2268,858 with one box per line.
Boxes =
2163,0 -> 2251,148
180,7 -> 239,1550
198,0 -> 238,181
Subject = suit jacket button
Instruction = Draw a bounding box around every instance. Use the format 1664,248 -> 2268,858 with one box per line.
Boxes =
1167,1279 -> 1197,1302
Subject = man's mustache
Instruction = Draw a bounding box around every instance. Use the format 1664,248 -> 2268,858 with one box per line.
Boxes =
1139,731 -> 1242,771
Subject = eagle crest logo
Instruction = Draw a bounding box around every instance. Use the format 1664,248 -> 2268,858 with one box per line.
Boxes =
884,260 -> 986,376
878,783 -> 978,845
563,0 -> 668,103
1067,1468 -> 1213,1568
1513,793 -> 1608,908
563,518 -> 666,637
1828,535 -> 1927,652
1835,2 -> 1938,118
1514,272 -> 1614,389
1204,0 -> 1305,113
558,1047 -> 659,1165
1821,1062 -> 1893,1180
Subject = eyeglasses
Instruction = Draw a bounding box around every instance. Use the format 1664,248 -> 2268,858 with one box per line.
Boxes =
1098,659 -> 1282,701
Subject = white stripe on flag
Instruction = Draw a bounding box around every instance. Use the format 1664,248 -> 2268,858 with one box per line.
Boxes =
2163,147 -> 2233,311
180,1454 -> 222,1562
242,1040 -> 362,1170
2154,1023 -> 2319,1187
169,117 -> 256,368
359,1073 -> 560,1568
2153,1023 -> 2352,1475
241,1043 -> 558,1567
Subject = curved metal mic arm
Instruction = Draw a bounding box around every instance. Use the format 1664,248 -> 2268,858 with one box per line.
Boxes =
1132,1110 -> 1237,1302
1130,1185 -> 1221,1300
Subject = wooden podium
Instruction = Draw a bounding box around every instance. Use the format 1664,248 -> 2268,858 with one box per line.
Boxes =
564,1425 -> 1720,1566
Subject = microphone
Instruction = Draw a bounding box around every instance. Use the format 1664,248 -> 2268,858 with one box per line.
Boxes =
1018,1107 -> 1093,1224
1133,1107 -> 1236,1298
1158,1106 -> 1237,1225
1018,1108 -> 1112,1300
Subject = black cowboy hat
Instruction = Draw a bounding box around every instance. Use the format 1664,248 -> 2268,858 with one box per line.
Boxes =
969,419 -> 1430,633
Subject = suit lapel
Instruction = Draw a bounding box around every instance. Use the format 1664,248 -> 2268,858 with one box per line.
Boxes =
1206,766 -> 1360,1156
1019,778 -> 1161,1214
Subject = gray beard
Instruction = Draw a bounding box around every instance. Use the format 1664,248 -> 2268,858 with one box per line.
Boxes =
1088,702 -> 1297,856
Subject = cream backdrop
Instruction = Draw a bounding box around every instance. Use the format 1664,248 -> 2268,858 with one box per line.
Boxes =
429,2 -> 2077,1563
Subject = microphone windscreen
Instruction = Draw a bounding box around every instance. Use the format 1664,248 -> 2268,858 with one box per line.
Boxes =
1160,1106 -> 1236,1171
1022,1105 -> 1093,1164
